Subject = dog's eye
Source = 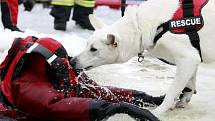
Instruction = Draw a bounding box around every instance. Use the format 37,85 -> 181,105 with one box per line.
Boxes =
90,47 -> 97,52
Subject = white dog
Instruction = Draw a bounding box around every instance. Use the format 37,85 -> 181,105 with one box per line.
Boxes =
72,0 -> 215,115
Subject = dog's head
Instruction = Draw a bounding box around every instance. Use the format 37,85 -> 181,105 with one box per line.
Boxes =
71,7 -> 143,70
71,15 -> 121,70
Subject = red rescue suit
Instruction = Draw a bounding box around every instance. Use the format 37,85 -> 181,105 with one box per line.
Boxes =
0,0 -> 18,27
0,37 -> 163,121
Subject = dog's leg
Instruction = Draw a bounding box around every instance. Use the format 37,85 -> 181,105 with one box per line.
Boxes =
176,70 -> 197,108
151,36 -> 201,115
153,60 -> 199,114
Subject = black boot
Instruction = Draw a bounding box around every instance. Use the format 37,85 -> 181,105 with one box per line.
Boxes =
18,0 -> 23,4
23,0 -> 35,11
5,26 -> 23,32
50,5 -> 72,31
72,4 -> 95,30
54,20 -> 67,31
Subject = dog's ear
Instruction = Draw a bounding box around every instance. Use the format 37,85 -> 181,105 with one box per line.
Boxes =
106,34 -> 118,47
89,14 -> 106,30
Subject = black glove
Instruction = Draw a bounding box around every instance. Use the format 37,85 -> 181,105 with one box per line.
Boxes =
23,0 -> 35,11
89,100 -> 160,121
132,91 -> 165,107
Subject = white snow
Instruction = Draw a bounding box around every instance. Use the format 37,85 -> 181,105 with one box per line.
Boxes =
1,4 -> 215,121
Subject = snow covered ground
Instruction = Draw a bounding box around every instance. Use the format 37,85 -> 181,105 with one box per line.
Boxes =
1,4 -> 215,121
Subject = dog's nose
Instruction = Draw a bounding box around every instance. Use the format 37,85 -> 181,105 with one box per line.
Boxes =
70,57 -> 77,68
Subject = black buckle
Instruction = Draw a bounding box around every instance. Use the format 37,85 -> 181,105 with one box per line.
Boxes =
138,53 -> 144,63
32,36 -> 38,42
183,3 -> 194,9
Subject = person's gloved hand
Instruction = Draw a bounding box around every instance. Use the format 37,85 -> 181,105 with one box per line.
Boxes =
132,91 -> 165,107
23,0 -> 35,11
89,100 -> 160,121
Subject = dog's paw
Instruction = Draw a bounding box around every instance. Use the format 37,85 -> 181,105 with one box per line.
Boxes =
175,92 -> 193,108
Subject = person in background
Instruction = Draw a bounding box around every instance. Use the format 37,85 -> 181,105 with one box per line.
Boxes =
0,0 -> 22,31
50,0 -> 95,31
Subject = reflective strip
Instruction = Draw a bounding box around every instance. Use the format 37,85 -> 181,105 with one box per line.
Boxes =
26,43 -> 39,53
26,43 -> 63,65
28,44 -> 54,59
51,0 -> 74,6
27,43 -> 58,64
47,54 -> 58,64
75,0 -> 95,7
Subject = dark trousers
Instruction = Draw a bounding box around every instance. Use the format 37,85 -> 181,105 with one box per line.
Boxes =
50,5 -> 72,23
50,4 -> 93,24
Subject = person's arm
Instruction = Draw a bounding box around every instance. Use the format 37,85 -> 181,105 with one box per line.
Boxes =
76,71 -> 164,107
12,76 -> 90,121
11,71 -> 160,121
89,100 -> 160,121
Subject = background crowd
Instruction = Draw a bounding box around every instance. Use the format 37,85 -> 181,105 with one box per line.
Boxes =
0,0 -> 96,32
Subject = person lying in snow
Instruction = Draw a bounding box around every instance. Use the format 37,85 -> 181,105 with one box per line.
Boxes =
0,36 -> 164,121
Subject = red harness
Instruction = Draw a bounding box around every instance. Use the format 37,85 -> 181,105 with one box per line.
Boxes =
170,0 -> 208,34
153,0 -> 209,62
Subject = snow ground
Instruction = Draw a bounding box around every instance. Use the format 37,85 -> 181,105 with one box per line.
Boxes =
1,4 -> 215,121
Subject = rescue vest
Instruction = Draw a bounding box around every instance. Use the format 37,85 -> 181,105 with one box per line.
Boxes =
154,0 -> 209,61
170,0 -> 208,34
0,36 -> 76,104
